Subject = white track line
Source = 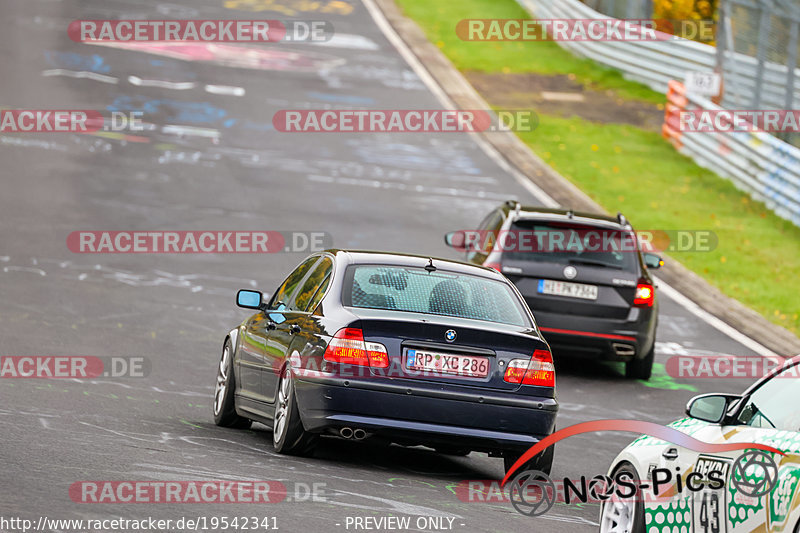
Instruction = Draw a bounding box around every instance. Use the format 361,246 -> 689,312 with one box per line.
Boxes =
42,69 -> 118,84
128,76 -> 195,90
362,0 -> 781,359
205,84 -> 246,96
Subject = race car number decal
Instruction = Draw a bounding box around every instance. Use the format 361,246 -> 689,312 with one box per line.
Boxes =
692,456 -> 732,533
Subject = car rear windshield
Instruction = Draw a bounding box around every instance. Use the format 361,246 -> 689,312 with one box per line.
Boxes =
501,220 -> 639,271
343,265 -> 530,327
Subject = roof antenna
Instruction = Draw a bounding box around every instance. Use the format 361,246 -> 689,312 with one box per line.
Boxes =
617,212 -> 628,226
425,258 -> 437,272
567,208 -> 574,219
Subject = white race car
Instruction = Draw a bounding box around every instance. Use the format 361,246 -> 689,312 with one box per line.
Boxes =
600,355 -> 800,533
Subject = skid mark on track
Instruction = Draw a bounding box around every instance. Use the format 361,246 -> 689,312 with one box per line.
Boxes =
89,41 -> 347,73
76,421 -> 281,457
0,256 -> 258,295
0,136 -> 69,152
223,0 -> 355,15
327,489 -> 462,518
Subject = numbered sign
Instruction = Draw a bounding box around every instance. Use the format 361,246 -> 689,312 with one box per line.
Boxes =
685,71 -> 722,97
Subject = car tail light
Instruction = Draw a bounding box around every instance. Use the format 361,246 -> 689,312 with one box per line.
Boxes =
503,360 -> 528,384
323,328 -> 389,368
504,349 -> 555,387
633,283 -> 655,307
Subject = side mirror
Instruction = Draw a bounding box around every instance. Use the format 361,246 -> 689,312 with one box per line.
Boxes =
237,289 -> 263,309
686,393 -> 740,424
644,253 -> 664,269
444,231 -> 466,250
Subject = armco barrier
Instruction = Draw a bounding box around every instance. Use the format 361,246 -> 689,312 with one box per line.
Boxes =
515,0 -> 800,227
516,0 -> 800,111
663,81 -> 800,227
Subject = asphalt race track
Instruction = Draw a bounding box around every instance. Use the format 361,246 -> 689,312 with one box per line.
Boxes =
0,0 -> 775,531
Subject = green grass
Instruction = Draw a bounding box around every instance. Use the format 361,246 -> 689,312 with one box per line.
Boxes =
519,116 -> 800,333
396,0 -> 800,336
396,0 -> 664,104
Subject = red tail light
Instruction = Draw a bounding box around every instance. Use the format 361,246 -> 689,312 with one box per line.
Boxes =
504,349 -> 555,387
633,283 -> 655,307
484,262 -> 501,272
323,328 -> 389,368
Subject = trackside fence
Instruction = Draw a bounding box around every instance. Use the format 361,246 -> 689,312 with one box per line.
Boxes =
663,81 -> 800,227
516,0 -> 800,227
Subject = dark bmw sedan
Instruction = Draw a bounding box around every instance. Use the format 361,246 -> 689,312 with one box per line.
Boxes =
213,250 -> 558,473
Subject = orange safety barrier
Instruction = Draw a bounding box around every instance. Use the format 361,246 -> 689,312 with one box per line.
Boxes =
662,80 -> 686,149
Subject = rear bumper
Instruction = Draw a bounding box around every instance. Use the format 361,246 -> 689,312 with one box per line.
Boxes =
535,308 -> 656,361
292,374 -> 557,453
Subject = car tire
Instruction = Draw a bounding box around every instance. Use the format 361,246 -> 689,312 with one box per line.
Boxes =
625,344 -> 654,381
599,462 -> 645,533
213,338 -> 252,429
273,366 -> 317,456
503,443 -> 554,476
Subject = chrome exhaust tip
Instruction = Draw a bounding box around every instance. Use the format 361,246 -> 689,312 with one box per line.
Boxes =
339,427 -> 354,439
353,428 -> 367,440
613,343 -> 635,357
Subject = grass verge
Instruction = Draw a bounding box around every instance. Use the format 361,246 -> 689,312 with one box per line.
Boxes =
395,0 -> 663,104
395,0 -> 800,336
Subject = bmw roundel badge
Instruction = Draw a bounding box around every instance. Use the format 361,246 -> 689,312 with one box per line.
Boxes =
445,329 -> 457,342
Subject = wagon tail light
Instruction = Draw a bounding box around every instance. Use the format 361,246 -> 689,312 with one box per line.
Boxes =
504,349 -> 555,387
323,328 -> 389,368
633,281 -> 655,307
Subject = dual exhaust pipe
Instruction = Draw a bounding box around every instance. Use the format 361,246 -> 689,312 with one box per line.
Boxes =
339,427 -> 368,440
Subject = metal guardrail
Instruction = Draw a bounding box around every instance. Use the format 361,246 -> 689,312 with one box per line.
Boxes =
517,0 -> 800,227
516,0 -> 800,111
663,81 -> 800,227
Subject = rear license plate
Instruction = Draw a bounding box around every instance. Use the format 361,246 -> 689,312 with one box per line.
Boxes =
538,279 -> 598,300
405,349 -> 489,378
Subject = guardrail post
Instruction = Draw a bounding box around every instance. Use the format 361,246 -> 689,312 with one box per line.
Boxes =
753,2 -> 772,108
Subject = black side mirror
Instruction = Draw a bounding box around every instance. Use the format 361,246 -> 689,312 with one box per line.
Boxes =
686,393 -> 741,424
644,253 -> 664,269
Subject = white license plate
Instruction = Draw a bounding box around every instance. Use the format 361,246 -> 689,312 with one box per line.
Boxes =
405,349 -> 489,378
538,279 -> 598,300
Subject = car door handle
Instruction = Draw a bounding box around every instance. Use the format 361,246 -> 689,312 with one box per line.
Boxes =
662,447 -> 679,461
267,321 -> 277,330
290,324 -> 302,334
